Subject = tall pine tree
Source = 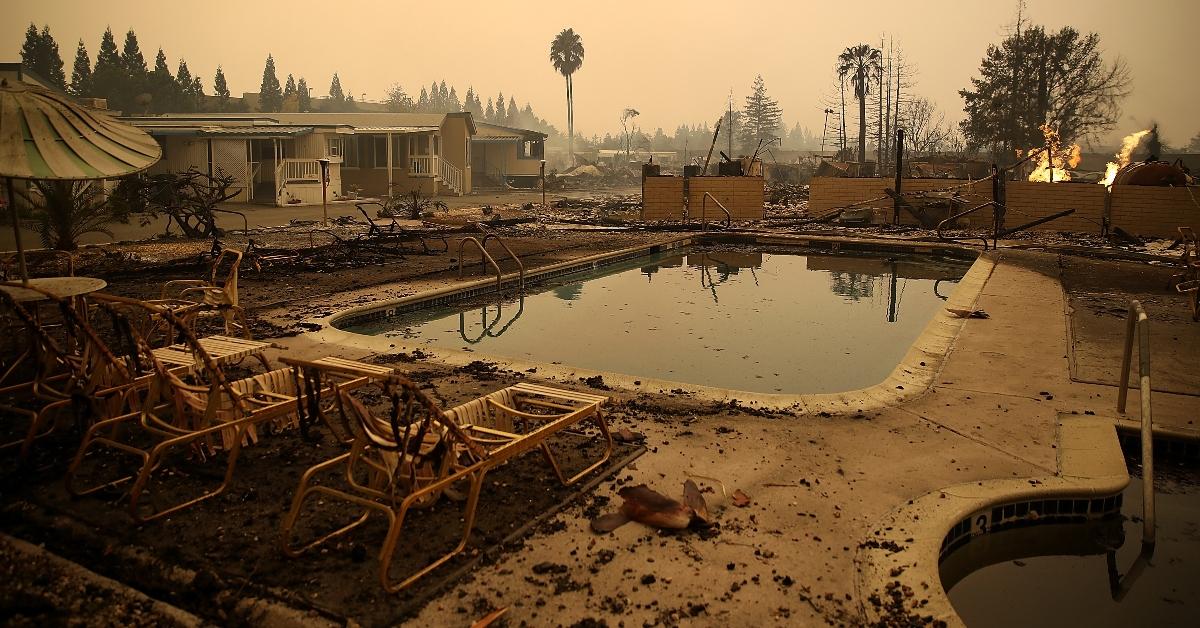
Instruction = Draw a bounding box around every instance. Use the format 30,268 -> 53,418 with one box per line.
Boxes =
20,24 -> 67,89
91,28 -> 122,107
69,40 -> 92,96
213,65 -> 230,111
738,75 -> 783,153
296,77 -> 311,112
325,73 -> 345,112
148,48 -> 177,112
176,59 -> 198,112
283,74 -> 297,111
120,29 -> 148,108
258,54 -> 283,112
494,92 -> 506,123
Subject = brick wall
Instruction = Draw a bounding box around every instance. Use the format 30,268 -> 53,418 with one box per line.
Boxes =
1004,181 -> 1106,234
642,176 -> 685,220
1109,186 -> 1200,238
640,176 -> 765,221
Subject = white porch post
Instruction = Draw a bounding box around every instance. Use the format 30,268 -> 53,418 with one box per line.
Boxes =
386,132 -> 393,196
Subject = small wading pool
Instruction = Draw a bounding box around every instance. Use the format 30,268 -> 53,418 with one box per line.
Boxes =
337,245 -> 971,394
945,453 -> 1200,627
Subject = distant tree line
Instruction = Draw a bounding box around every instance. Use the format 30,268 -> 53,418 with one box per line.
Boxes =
18,21 -> 560,137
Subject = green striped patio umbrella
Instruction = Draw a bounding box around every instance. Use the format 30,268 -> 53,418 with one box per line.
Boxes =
0,79 -> 161,282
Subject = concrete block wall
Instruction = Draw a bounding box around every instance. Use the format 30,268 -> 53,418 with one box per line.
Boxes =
1109,186 -> 1200,238
688,177 -> 766,220
642,176 -> 685,220
810,177 -> 1109,232
809,177 -> 992,226
1004,181 -> 1106,234
641,176 -> 765,221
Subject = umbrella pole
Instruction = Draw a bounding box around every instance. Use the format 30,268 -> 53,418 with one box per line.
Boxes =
5,177 -> 27,284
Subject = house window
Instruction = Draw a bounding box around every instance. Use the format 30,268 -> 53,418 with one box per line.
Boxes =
343,136 -> 359,167
520,139 -> 544,159
373,136 -> 388,169
327,137 -> 343,158
392,135 -> 405,168
433,135 -> 440,156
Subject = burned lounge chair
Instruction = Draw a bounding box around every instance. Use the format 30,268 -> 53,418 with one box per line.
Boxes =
349,202 -> 450,254
279,364 -> 612,592
0,284 -> 164,461
151,248 -> 251,341
64,304 -> 388,522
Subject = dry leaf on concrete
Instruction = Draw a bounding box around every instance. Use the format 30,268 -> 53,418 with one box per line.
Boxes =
731,489 -> 752,508
682,479 -> 711,525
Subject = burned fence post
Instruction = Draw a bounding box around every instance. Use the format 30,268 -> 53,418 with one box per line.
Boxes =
893,128 -> 904,225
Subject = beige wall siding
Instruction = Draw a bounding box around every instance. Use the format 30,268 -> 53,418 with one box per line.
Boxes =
440,118 -> 471,193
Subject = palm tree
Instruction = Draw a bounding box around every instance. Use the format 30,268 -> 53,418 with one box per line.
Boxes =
837,44 -> 882,164
549,28 -> 585,167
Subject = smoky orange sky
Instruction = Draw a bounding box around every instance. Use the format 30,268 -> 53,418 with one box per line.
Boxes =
5,0 -> 1197,147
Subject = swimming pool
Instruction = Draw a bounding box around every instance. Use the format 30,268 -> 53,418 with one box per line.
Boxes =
338,245 -> 972,394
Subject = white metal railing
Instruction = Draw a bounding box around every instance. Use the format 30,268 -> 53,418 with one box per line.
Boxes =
410,155 -> 435,176
1117,300 -> 1155,546
440,158 -> 464,194
282,159 -> 321,181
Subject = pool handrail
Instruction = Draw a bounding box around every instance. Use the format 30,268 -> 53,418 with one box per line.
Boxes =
1116,299 -> 1155,547
457,236 -> 503,289
700,193 -> 732,231
478,227 -> 525,292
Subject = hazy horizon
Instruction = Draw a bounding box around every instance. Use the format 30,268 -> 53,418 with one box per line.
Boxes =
5,0 -> 1197,148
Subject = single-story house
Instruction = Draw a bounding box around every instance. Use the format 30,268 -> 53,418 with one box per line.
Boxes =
120,112 -> 545,205
471,122 -> 548,189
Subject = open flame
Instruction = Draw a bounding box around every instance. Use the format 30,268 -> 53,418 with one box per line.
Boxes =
1024,124 -> 1081,182
1098,129 -> 1151,187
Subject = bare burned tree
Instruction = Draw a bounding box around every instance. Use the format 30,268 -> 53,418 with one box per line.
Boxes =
127,169 -> 242,239
904,97 -> 951,155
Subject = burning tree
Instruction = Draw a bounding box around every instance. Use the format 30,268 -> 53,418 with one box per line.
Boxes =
958,18 -> 1130,158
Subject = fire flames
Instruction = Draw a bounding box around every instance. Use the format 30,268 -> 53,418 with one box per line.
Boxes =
1098,129 -> 1151,187
1023,124 -> 1082,182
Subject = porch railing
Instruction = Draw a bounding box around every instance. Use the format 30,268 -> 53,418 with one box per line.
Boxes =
410,155 -> 435,176
282,159 -> 322,182
440,158 -> 464,195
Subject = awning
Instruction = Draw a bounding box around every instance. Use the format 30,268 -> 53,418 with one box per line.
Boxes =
140,125 -> 314,138
350,126 -> 439,134
472,135 -> 523,143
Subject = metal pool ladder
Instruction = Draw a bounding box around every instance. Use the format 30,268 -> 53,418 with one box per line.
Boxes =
700,193 -> 731,231
458,229 -> 524,292
1117,300 -> 1155,546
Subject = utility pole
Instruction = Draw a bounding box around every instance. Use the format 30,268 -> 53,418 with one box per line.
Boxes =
727,89 -> 733,159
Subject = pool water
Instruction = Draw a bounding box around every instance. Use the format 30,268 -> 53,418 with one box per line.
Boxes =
342,246 -> 971,394
945,458 -> 1200,627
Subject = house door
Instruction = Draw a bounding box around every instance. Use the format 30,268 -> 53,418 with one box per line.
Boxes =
248,139 -> 279,203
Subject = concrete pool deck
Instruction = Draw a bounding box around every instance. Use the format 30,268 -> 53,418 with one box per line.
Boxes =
5,232 -> 1195,626
252,242 -> 1198,626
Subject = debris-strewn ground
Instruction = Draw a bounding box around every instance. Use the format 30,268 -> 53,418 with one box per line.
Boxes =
2,187 -> 1198,627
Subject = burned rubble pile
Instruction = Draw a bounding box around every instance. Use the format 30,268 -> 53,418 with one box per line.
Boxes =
764,182 -> 810,219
